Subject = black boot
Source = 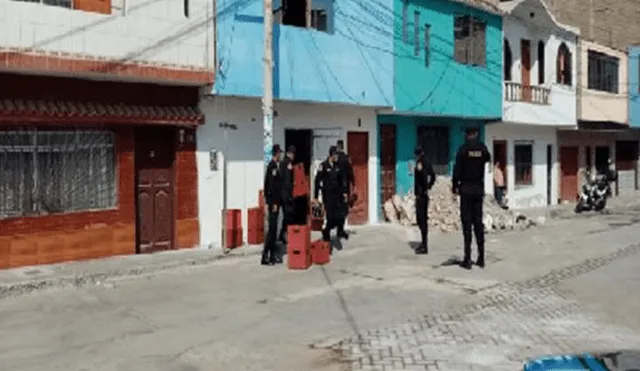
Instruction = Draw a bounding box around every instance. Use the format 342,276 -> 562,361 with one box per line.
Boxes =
476,247 -> 485,268
415,243 -> 428,255
338,230 -> 349,240
460,247 -> 472,269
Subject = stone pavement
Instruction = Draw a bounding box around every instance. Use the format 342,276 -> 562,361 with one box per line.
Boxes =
2,200 -> 640,371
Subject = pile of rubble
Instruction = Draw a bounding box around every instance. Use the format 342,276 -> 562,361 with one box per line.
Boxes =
383,177 -> 542,233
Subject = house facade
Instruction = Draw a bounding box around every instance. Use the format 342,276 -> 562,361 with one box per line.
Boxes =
485,0 -> 578,209
378,0 -> 503,208
0,0 -> 214,269
557,41 -> 639,201
198,0 -> 394,248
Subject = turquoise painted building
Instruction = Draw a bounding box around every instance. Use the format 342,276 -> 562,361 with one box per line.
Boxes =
377,0 -> 503,199
629,47 -> 640,128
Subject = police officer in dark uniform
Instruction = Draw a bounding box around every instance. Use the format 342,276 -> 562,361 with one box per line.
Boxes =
278,145 -> 296,245
413,146 -> 436,255
336,140 -> 353,240
452,128 -> 491,269
261,144 -> 283,266
313,146 -> 348,247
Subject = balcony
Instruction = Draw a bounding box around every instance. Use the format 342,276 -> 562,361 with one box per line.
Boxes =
504,82 -> 550,105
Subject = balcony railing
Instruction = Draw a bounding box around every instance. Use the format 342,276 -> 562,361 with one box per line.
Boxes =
505,82 -> 550,105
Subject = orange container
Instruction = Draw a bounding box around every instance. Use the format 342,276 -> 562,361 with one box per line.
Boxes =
224,209 -> 242,230
311,239 -> 331,265
293,163 -> 309,197
225,228 -> 243,249
287,225 -> 312,270
247,207 -> 265,245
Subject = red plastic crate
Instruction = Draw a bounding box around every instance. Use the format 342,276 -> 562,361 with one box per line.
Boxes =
311,239 -> 331,265
293,164 -> 309,197
310,204 -> 324,231
258,190 -> 265,210
287,225 -> 312,270
247,207 -> 264,231
224,209 -> 242,230
225,228 -> 243,249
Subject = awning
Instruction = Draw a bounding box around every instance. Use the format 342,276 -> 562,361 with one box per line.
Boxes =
0,99 -> 204,127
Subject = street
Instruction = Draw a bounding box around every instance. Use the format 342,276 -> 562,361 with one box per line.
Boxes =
2,201 -> 640,371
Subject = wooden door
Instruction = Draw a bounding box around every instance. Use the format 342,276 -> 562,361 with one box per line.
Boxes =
559,146 -> 579,202
380,125 -> 396,208
135,128 -> 176,254
347,132 -> 369,225
521,39 -> 531,102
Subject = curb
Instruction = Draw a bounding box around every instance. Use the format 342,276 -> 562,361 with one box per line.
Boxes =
0,245 -> 264,300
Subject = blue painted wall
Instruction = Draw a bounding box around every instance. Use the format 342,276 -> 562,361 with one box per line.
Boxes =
215,0 -> 394,107
377,116 -> 484,196
393,0 -> 502,118
629,47 -> 640,128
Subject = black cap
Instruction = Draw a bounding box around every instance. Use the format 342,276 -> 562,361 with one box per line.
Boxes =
329,146 -> 337,156
287,145 -> 296,154
465,127 -> 479,136
414,146 -> 424,156
271,144 -> 282,155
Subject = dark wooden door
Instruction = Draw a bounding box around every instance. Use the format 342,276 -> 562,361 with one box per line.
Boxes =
380,125 -> 396,208
521,39 -> 531,102
559,146 -> 579,202
347,132 -> 369,225
135,128 -> 176,253
546,144 -> 553,205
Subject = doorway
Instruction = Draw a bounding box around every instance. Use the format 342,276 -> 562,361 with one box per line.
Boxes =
285,129 -> 312,225
521,39 -> 531,102
135,127 -> 176,254
347,131 -> 369,225
595,146 -> 610,174
493,140 -> 507,186
546,144 -> 552,205
559,146 -> 579,202
380,125 -> 396,210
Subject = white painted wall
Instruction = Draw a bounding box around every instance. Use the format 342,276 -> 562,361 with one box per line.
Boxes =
503,17 -> 578,127
485,123 -> 559,209
197,97 -> 379,249
0,0 -> 213,70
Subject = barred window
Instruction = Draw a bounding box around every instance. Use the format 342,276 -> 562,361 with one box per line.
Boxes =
0,130 -> 117,219
454,15 -> 486,66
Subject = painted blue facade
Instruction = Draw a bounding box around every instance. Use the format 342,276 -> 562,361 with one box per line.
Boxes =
377,0 -> 501,198
215,0 -> 394,107
629,47 -> 640,128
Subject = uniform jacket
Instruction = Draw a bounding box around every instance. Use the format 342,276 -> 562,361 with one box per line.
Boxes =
338,151 -> 355,187
264,159 -> 281,206
314,159 -> 347,202
414,155 -> 436,198
452,140 -> 491,196
279,156 -> 294,203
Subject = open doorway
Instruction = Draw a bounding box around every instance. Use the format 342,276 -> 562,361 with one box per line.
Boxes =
275,0 -> 308,28
285,129 -> 312,225
493,140 -> 507,183
595,146 -> 610,174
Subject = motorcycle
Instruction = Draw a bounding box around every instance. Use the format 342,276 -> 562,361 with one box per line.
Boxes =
574,168 -> 616,213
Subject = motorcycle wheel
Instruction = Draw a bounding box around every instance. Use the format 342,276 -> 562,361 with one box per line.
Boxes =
594,198 -> 607,212
574,199 -> 584,213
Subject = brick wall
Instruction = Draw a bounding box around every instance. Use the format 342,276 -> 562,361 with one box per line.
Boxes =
545,0 -> 640,50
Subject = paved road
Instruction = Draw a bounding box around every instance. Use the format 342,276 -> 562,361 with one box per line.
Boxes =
1,202 -> 640,371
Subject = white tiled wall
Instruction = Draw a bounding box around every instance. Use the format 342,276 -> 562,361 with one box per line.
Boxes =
0,0 -> 213,69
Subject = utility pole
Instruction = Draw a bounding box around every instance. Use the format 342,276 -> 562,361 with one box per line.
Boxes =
262,0 -> 274,166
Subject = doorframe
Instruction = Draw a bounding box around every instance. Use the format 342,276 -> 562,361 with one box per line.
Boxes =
559,145 -> 579,202
378,123 -> 397,221
492,139 -> 508,187
347,130 -> 370,225
134,127 -> 177,254
546,144 -> 552,205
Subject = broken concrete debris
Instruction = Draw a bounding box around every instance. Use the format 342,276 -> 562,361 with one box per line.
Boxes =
383,177 -> 542,233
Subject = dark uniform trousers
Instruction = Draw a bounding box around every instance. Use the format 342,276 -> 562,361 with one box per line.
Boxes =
460,194 -> 484,260
263,204 -> 280,262
322,199 -> 344,241
416,196 -> 429,246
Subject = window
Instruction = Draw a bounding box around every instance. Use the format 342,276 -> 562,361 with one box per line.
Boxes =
504,38 -> 512,81
413,11 -> 420,56
424,24 -> 431,67
514,143 -> 533,186
0,130 -> 117,219
587,50 -> 619,93
537,41 -> 545,84
11,0 -> 72,8
417,126 -> 450,175
556,42 -> 572,85
454,15 -> 486,66
184,0 -> 189,17
402,0 -> 409,43
310,9 -> 327,32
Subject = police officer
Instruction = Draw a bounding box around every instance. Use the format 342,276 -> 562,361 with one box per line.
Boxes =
336,140 -> 354,240
452,128 -> 491,269
313,146 -> 348,247
261,144 -> 283,266
278,145 -> 296,245
413,146 -> 436,255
